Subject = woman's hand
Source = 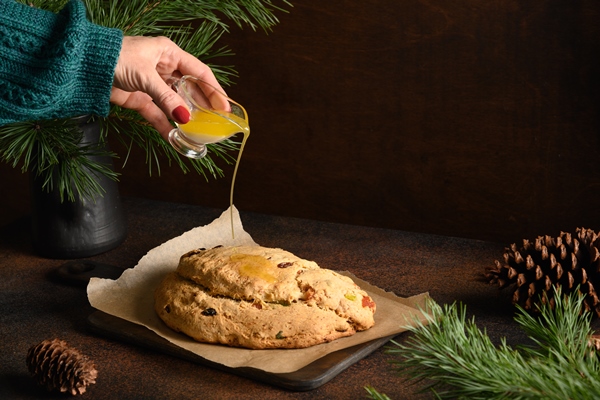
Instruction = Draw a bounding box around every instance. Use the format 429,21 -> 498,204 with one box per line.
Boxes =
110,36 -> 226,140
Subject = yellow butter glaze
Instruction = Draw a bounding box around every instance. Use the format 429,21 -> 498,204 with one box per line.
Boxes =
231,254 -> 277,283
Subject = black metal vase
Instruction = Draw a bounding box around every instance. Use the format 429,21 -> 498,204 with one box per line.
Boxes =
30,116 -> 127,259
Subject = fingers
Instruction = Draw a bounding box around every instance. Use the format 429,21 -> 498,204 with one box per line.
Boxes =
175,48 -> 225,94
172,47 -> 230,111
110,88 -> 175,140
207,89 -> 230,111
145,76 -> 191,124
137,101 -> 178,141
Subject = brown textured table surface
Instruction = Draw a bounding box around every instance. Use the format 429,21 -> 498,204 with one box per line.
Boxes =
0,197 -> 525,399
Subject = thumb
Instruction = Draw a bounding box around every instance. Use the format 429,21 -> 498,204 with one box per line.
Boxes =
145,75 -> 190,124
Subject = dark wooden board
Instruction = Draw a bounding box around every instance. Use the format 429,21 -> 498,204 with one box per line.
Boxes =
87,311 -> 394,391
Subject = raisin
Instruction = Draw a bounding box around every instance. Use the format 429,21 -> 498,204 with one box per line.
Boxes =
201,308 -> 217,316
164,305 -> 171,313
276,331 -> 285,339
277,262 -> 293,269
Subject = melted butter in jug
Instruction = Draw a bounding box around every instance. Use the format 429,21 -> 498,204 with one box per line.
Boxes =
231,254 -> 277,283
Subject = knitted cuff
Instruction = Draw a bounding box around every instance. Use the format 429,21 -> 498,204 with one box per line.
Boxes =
55,0 -> 123,119
0,0 -> 123,125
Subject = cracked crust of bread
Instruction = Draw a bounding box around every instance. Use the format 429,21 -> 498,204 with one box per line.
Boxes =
154,245 -> 376,349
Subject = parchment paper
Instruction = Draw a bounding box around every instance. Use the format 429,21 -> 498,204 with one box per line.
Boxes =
87,206 -> 430,374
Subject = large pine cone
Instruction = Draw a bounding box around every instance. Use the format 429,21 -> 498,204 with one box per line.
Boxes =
485,227 -> 600,315
26,338 -> 98,396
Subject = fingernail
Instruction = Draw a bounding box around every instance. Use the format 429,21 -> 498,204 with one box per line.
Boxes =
173,106 -> 190,124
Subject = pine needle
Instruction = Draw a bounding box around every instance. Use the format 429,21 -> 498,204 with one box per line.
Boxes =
366,289 -> 600,399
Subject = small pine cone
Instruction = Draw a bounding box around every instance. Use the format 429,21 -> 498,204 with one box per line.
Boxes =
26,338 -> 98,396
485,227 -> 600,316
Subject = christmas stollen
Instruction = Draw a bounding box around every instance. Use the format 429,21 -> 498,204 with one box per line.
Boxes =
154,245 -> 376,349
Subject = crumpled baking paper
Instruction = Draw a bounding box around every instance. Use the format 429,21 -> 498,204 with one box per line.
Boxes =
87,206 -> 429,374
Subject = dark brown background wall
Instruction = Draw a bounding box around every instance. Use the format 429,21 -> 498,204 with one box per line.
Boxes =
2,0 -> 600,244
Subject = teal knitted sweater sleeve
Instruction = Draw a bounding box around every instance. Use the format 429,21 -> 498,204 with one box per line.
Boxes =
0,0 -> 123,126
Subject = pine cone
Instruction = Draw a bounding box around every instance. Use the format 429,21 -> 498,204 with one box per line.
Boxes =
485,227 -> 600,315
26,338 -> 98,396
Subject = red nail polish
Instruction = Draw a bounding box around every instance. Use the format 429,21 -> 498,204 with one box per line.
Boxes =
173,106 -> 190,124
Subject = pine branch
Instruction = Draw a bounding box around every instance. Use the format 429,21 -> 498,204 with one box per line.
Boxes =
0,118 -> 117,202
83,0 -> 220,35
366,289 -> 600,399
192,0 -> 293,32
365,386 -> 392,400
19,0 -> 69,13
82,0 -> 291,35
